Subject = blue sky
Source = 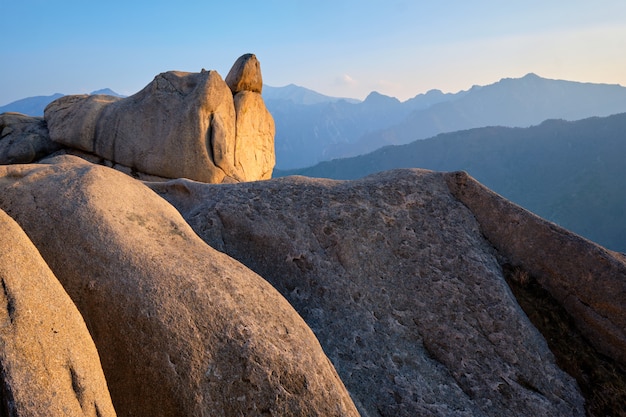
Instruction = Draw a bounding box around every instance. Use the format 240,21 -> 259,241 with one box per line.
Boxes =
2,0 -> 626,105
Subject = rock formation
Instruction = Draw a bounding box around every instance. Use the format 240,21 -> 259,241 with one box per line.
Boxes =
445,171 -> 626,369
228,54 -> 275,181
2,55 -> 626,416
0,112 -> 61,164
42,53 -> 274,183
0,209 -> 116,417
149,169 -> 589,417
0,156 -> 358,417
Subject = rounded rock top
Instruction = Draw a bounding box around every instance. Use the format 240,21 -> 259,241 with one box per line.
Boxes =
225,53 -> 263,94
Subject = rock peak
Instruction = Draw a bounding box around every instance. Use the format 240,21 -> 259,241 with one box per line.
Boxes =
225,53 -> 263,94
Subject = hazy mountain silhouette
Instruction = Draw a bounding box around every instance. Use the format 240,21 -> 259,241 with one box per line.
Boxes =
331,73 -> 626,159
268,74 -> 626,169
276,112 -> 626,253
88,88 -> 126,97
0,89 -> 125,116
0,93 -> 64,117
265,87 -> 460,169
263,84 -> 360,105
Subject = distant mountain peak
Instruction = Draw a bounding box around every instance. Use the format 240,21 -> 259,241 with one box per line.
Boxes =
90,88 -> 125,97
364,91 -> 400,105
263,84 -> 360,105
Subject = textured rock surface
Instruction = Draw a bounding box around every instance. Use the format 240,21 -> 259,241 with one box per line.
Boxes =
445,170 -> 626,368
43,94 -> 121,154
233,90 -> 275,180
44,54 -> 275,183
150,169 -> 585,417
0,112 -> 61,164
0,209 -> 116,417
0,156 -> 358,417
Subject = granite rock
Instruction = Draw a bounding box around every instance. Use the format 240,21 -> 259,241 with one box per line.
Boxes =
445,170 -> 626,369
150,169 -> 586,417
0,112 -> 61,164
225,53 -> 263,94
44,54 -> 274,183
0,156 -> 358,417
0,209 -> 116,417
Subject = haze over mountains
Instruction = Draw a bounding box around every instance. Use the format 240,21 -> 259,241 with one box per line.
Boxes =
264,84 -> 462,169
265,73 -> 626,169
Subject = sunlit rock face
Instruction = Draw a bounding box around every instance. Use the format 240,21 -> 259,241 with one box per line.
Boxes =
0,208 -> 116,417
43,53 -> 275,183
0,156 -> 358,417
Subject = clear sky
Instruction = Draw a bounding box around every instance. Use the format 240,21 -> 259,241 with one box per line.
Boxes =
2,0 -> 626,105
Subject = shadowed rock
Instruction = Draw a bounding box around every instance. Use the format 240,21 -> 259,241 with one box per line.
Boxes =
0,112 -> 61,164
0,156 -> 358,417
149,169 -> 586,417
44,54 -> 275,183
445,170 -> 626,369
0,209 -> 116,417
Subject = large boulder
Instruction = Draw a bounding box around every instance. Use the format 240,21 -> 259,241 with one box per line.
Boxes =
0,156 -> 358,417
44,54 -> 275,183
0,209 -> 116,416
0,112 -> 61,164
149,169 -> 585,417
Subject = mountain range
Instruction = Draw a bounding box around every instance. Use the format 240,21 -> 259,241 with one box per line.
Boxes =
276,112 -> 626,253
326,74 -> 626,162
264,85 -> 462,169
264,73 -> 626,169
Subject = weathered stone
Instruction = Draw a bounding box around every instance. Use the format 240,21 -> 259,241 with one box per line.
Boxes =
445,170 -> 626,369
225,53 -> 263,94
234,91 -> 275,180
0,209 -> 116,417
0,156 -> 358,417
44,72 -> 237,183
150,169 -> 585,417
0,112 -> 61,164
44,54 -> 275,183
43,95 -> 121,153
